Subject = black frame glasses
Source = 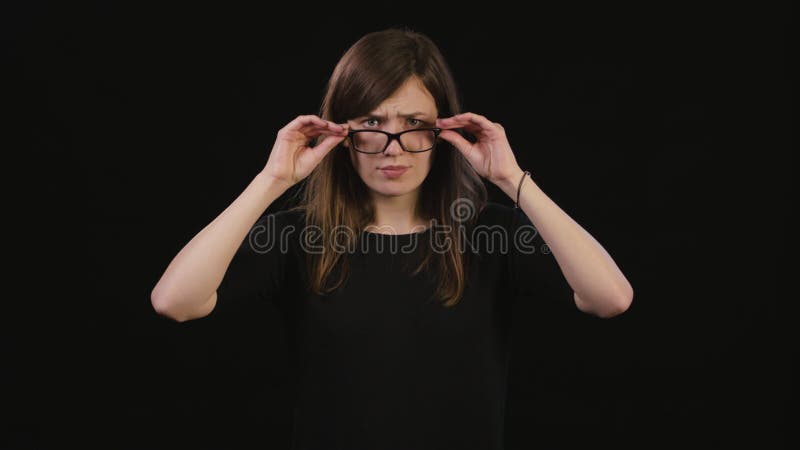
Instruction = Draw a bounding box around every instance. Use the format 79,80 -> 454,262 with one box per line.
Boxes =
347,127 -> 443,154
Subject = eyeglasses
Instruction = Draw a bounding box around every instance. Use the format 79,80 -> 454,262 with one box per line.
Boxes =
347,127 -> 443,154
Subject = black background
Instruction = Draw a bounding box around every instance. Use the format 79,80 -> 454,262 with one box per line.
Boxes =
5,3 -> 792,449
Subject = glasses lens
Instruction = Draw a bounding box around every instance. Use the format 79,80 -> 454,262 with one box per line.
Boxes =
352,130 -> 437,153
400,130 -> 437,151
352,132 -> 388,153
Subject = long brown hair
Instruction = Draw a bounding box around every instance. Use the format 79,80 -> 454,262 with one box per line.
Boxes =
289,27 -> 487,307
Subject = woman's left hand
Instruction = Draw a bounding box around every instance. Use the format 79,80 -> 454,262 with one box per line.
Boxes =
436,112 -> 524,191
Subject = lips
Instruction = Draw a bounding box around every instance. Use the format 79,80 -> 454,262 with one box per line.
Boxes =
378,166 -> 409,178
378,165 -> 409,170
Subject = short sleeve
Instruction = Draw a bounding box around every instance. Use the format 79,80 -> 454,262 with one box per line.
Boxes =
507,205 -> 573,305
215,210 -> 298,316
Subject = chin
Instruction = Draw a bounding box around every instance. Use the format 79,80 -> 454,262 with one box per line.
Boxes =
371,185 -> 412,197
368,180 -> 419,197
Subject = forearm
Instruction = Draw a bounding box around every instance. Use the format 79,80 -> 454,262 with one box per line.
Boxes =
151,171 -> 290,319
498,171 -> 633,317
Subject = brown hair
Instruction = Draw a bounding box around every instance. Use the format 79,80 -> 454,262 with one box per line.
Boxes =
288,27 -> 487,307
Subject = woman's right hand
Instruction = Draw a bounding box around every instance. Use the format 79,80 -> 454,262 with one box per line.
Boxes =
261,114 -> 349,189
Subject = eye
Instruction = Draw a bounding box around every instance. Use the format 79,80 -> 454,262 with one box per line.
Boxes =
407,118 -> 422,127
364,118 -> 380,127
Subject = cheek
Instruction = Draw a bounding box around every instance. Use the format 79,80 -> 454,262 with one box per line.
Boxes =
419,152 -> 433,172
349,151 -> 362,170
351,153 -> 372,178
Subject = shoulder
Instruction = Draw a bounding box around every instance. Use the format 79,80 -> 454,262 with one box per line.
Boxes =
254,206 -> 307,230
239,207 -> 307,255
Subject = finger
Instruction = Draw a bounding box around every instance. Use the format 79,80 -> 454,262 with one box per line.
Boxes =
298,125 -> 348,143
284,114 -> 325,132
464,113 -> 499,135
438,113 -> 499,136
438,129 -> 473,157
286,115 -> 346,134
305,133 -> 347,161
437,120 -> 483,137
436,118 -> 484,137
452,112 -> 497,135
299,122 -> 348,136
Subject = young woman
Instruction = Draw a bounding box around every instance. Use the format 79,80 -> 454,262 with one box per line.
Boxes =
151,28 -> 633,450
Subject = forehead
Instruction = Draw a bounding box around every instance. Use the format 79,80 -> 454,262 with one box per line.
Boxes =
371,77 -> 437,115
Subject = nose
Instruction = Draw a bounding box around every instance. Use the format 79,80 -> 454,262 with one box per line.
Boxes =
383,136 -> 405,155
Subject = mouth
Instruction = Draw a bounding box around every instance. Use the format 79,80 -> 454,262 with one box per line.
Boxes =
377,165 -> 410,178
378,165 -> 410,170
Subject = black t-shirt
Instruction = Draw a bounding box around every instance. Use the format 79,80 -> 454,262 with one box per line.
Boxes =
216,201 -> 573,450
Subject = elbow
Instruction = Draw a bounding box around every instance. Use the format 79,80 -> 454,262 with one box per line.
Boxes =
151,286 -> 189,323
599,285 -> 633,319
574,286 -> 633,319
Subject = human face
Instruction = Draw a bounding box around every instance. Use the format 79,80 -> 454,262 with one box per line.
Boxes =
344,76 -> 437,198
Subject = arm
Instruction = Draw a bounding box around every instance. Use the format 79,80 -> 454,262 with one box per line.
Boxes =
497,171 -> 634,318
151,114 -> 349,322
150,171 -> 290,322
436,112 -> 633,318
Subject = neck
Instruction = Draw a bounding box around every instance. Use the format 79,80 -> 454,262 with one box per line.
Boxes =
367,189 -> 429,234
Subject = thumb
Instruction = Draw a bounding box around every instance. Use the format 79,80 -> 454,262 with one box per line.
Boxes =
302,133 -> 347,166
439,129 -> 473,156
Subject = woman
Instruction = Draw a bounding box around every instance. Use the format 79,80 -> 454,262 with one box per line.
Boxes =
151,28 -> 633,449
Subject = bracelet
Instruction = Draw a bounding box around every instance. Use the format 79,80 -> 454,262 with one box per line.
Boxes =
514,170 -> 531,209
